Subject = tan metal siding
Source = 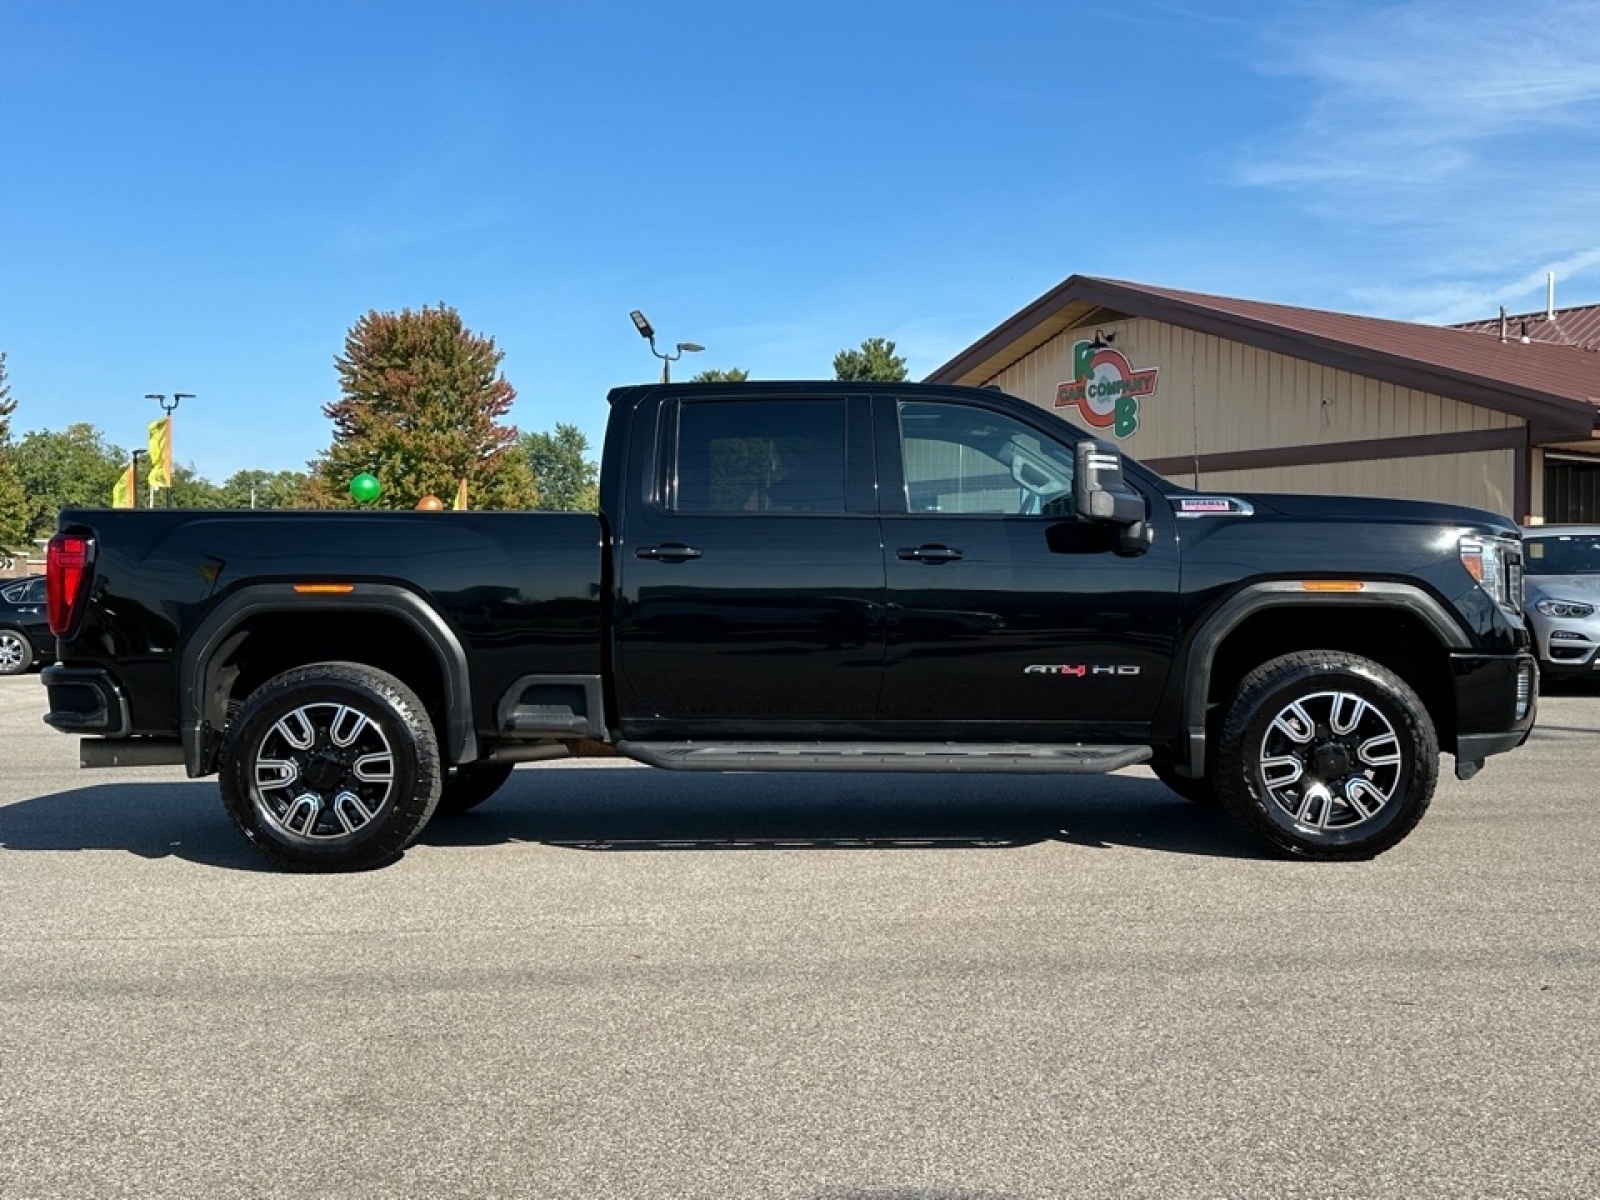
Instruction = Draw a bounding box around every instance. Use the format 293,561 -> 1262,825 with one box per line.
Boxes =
990,318 -> 1522,511
993,318 -> 1517,462
1191,451 -> 1518,519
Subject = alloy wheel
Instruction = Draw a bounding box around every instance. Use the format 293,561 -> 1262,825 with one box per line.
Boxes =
1255,689 -> 1403,832
251,701 -> 396,843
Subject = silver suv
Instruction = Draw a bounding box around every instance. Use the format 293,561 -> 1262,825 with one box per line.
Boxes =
1521,524 -> 1600,683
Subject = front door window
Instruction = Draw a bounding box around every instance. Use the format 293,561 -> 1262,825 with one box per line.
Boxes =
899,401 -> 1075,517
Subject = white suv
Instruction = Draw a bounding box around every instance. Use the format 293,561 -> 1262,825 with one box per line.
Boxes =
1521,525 -> 1600,683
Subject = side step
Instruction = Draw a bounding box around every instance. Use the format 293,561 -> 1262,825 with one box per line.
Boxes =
617,741 -> 1152,775
79,737 -> 186,769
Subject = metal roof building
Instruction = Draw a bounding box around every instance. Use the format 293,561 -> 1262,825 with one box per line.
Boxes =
927,276 -> 1600,523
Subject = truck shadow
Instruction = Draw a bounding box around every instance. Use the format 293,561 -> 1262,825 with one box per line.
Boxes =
0,768 -> 1267,869
0,779 -> 268,870
420,766 -> 1267,860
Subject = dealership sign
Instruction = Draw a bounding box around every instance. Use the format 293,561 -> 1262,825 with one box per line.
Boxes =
1055,339 -> 1159,439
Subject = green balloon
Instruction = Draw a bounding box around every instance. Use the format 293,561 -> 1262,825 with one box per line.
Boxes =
349,472 -> 382,503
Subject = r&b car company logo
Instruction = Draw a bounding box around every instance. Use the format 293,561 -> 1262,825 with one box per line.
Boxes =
1055,339 -> 1159,439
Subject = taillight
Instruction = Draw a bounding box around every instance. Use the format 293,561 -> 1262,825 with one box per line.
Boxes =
47,532 -> 94,635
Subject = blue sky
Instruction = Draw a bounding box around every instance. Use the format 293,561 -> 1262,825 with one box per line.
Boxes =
4,0 -> 1599,481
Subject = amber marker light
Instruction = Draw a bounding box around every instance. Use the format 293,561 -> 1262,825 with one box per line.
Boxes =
1300,580 -> 1366,592
292,583 -> 356,595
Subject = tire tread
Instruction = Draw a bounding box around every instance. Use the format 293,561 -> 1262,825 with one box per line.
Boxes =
1216,650 -> 1437,860
218,661 -> 441,871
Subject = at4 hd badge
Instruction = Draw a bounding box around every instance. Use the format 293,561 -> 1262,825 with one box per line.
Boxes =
1055,339 -> 1159,439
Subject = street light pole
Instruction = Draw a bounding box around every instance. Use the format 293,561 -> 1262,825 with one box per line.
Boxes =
130,449 -> 146,509
143,391 -> 195,508
628,310 -> 703,383
145,391 -> 193,417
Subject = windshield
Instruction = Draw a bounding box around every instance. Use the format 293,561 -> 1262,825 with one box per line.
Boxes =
1524,532 -> 1600,575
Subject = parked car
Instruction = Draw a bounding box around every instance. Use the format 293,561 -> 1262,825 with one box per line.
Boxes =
1521,524 -> 1600,683
0,574 -> 50,675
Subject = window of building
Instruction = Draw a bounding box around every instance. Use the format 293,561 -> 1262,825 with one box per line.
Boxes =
1544,455 -> 1600,524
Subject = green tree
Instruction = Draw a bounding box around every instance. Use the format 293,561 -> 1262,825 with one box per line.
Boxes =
0,352 -> 28,555
309,304 -> 536,510
520,423 -> 598,512
833,337 -> 908,382
690,367 -> 750,383
217,469 -> 311,510
165,464 -> 226,510
11,424 -> 127,544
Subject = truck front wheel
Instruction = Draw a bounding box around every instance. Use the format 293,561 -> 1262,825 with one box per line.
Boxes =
1215,651 -> 1437,860
218,662 -> 441,871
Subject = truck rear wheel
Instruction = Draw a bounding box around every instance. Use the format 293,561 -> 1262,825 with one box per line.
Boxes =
1215,651 -> 1437,860
218,662 -> 441,871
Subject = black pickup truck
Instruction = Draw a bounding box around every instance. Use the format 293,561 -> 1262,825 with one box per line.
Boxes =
42,381 -> 1537,870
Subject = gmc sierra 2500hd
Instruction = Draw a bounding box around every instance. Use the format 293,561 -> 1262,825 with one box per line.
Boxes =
42,381 -> 1537,870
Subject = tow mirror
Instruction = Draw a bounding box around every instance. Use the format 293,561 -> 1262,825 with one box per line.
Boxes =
1074,439 -> 1152,554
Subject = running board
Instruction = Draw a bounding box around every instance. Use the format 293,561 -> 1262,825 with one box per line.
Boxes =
617,741 -> 1152,775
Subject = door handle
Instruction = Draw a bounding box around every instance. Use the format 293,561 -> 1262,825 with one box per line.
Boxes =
897,544 -> 964,563
635,543 -> 704,562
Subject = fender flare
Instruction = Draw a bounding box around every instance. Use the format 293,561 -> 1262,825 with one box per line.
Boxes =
177,583 -> 477,775
1175,581 -> 1469,776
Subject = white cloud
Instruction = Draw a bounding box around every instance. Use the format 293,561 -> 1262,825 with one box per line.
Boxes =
1242,1 -> 1600,190
1237,1 -> 1600,317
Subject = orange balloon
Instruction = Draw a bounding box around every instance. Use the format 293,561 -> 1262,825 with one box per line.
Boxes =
416,494 -> 444,511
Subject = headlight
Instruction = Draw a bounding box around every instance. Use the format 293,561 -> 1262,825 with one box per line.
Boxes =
1535,598 -> 1596,619
1459,535 -> 1524,616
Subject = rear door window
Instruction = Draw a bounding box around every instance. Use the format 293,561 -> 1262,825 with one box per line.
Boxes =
671,399 -> 848,514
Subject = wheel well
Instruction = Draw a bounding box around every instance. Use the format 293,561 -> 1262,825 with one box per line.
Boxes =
204,611 -> 448,749
1200,605 -> 1455,749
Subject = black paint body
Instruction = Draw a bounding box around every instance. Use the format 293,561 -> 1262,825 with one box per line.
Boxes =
46,382 -> 1536,773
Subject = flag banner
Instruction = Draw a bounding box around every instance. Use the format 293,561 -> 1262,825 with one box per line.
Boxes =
147,417 -> 172,489
112,463 -> 135,508
453,478 -> 468,511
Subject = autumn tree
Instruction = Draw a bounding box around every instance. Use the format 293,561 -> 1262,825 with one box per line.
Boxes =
520,423 -> 598,512
833,337 -> 908,382
309,304 -> 536,510
0,352 -> 28,555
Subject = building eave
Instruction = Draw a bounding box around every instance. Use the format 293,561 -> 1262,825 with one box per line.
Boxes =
926,275 -> 1600,443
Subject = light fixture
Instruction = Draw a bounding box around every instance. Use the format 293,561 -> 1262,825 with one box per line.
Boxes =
628,311 -> 705,383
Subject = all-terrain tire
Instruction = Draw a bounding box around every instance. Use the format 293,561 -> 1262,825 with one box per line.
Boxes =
1215,651 -> 1437,860
218,662 -> 441,871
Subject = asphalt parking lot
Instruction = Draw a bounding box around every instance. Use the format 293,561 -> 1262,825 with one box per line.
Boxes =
1,671 -> 1597,1200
